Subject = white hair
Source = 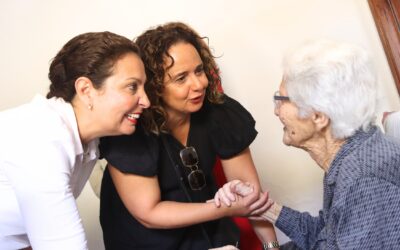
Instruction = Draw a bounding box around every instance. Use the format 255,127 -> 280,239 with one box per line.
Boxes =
283,39 -> 377,139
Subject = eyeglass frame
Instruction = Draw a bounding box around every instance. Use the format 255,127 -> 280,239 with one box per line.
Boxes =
179,146 -> 206,191
273,91 -> 290,108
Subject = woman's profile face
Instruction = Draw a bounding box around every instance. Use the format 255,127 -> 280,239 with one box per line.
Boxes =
161,42 -> 209,117
92,52 -> 150,136
274,81 -> 316,148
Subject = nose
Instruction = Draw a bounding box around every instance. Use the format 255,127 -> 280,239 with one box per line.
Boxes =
274,103 -> 280,116
191,74 -> 207,91
139,89 -> 151,109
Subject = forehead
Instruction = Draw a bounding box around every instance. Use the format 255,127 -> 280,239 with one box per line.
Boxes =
279,80 -> 287,94
164,42 -> 201,67
103,53 -> 146,86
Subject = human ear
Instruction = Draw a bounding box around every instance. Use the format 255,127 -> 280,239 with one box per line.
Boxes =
312,111 -> 330,131
75,77 -> 94,110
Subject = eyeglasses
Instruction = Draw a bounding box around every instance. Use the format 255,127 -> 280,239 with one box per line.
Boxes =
179,146 -> 206,191
273,91 -> 290,108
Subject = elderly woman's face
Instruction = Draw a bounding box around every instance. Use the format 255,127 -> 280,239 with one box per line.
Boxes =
274,82 -> 316,148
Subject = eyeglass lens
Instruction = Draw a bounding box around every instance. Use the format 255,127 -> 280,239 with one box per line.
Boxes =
180,147 -> 198,166
188,170 -> 206,190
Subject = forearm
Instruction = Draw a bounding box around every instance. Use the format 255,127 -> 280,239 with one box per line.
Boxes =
220,149 -> 280,246
135,200 -> 233,229
251,220 -> 279,249
272,205 -> 323,250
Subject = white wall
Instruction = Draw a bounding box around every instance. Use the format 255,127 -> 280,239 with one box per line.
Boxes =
1,0 -> 398,249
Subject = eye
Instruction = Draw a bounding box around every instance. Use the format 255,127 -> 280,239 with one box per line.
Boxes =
174,74 -> 187,83
128,82 -> 138,93
195,65 -> 205,75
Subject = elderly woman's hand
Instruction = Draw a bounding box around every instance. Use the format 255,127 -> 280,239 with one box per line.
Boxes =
213,180 -> 254,207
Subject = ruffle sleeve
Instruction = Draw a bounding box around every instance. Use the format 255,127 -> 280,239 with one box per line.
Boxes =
206,95 -> 257,159
99,124 -> 159,176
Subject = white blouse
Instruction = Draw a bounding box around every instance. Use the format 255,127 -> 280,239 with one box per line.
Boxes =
0,95 -> 99,250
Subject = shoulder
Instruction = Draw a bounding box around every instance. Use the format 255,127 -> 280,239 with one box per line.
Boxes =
0,96 -> 77,153
358,128 -> 400,178
100,124 -> 160,176
196,95 -> 257,159
204,95 -> 255,122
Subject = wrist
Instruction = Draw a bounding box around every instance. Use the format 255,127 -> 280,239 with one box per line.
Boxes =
262,241 -> 280,249
261,202 -> 282,224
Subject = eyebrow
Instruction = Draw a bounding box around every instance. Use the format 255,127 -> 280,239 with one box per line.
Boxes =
126,77 -> 143,84
169,63 -> 204,79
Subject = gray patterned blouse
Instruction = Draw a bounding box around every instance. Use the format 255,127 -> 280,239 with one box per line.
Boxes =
276,126 -> 400,249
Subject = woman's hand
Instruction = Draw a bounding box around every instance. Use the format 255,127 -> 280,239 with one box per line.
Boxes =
211,180 -> 274,217
213,180 -> 254,207
225,186 -> 272,217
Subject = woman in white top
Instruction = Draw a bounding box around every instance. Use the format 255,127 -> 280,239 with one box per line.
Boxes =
0,31 -> 150,250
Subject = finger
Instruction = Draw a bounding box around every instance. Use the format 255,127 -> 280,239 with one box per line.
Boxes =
242,187 -> 260,206
248,192 -> 269,211
213,192 -> 221,207
224,182 -> 236,201
235,182 -> 253,196
248,215 -> 265,221
218,188 -> 232,207
250,196 -> 273,216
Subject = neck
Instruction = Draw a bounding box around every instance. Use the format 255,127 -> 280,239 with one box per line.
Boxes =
73,103 -> 97,144
166,110 -> 190,145
302,128 -> 346,172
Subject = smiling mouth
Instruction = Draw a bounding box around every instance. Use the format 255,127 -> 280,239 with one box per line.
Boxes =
126,113 -> 140,124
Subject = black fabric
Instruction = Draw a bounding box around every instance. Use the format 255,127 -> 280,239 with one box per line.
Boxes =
99,95 -> 257,250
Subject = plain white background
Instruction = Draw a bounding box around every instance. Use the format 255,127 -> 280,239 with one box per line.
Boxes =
1,0 -> 399,249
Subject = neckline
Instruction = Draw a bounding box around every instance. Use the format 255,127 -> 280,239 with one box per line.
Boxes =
168,114 -> 194,148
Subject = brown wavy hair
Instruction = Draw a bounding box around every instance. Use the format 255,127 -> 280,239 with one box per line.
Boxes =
47,32 -> 140,102
135,22 -> 224,134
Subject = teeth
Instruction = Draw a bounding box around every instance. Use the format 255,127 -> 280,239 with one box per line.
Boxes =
127,113 -> 140,119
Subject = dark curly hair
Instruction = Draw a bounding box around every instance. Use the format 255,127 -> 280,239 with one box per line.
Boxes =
47,31 -> 140,102
135,22 -> 223,134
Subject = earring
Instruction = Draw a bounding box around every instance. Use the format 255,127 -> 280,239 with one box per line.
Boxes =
88,104 -> 93,110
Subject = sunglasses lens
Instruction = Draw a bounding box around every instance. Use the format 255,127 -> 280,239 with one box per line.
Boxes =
188,170 -> 206,190
180,147 -> 198,166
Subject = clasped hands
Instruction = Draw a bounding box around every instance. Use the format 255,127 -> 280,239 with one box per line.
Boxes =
210,180 -> 274,219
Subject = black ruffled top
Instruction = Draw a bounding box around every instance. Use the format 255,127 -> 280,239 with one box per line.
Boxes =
99,94 -> 257,250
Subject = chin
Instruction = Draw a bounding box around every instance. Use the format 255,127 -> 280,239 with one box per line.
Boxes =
282,135 -> 294,147
191,103 -> 204,113
121,126 -> 137,135
282,139 -> 291,146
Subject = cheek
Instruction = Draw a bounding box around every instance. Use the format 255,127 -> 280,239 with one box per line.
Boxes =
202,76 -> 209,88
108,95 -> 136,113
165,88 -> 187,101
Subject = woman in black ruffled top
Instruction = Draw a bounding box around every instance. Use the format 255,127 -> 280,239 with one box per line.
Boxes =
99,22 -> 278,250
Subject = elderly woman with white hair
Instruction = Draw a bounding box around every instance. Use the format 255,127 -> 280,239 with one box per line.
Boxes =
215,40 -> 400,249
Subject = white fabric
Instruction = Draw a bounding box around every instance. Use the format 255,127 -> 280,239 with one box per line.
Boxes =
0,95 -> 99,250
384,111 -> 400,139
